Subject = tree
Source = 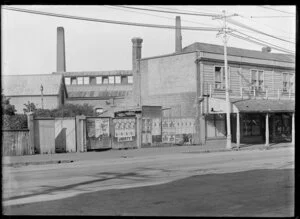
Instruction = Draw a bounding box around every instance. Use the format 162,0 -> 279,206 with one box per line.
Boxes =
33,103 -> 96,117
2,90 -> 16,115
23,101 -> 37,113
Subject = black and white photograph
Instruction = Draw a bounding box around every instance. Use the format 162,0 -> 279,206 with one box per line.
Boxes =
2,5 -> 295,216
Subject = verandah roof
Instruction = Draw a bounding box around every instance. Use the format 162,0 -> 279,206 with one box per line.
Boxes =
231,99 -> 295,113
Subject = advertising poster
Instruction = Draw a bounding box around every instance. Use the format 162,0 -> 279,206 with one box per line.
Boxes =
95,119 -> 101,138
114,118 -> 135,141
151,118 -> 161,136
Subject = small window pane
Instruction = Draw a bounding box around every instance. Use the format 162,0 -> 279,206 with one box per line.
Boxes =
128,76 -> 133,84
103,77 -> 108,84
109,76 -> 114,84
77,77 -> 83,85
71,77 -> 77,85
96,76 -> 102,84
115,76 -> 121,84
84,77 -> 89,84
121,76 -> 128,84
65,77 -> 70,85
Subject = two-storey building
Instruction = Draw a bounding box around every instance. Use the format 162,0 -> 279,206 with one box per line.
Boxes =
134,40 -> 295,146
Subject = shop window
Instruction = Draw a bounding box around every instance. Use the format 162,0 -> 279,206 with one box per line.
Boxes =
96,76 -> 102,84
128,76 -> 133,84
64,77 -> 70,85
282,73 -> 294,92
214,66 -> 230,89
115,76 -> 121,84
242,114 -> 262,136
103,77 -> 109,84
206,114 -> 226,138
71,77 -> 77,85
251,70 -> 264,91
83,77 -> 90,85
77,77 -> 83,85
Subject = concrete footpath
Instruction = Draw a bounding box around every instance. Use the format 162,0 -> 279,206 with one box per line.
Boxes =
2,141 -> 293,167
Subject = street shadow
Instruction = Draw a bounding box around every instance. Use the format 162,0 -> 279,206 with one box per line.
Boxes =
4,171 -> 151,201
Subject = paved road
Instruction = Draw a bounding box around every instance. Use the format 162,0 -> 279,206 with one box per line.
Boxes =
3,147 -> 294,207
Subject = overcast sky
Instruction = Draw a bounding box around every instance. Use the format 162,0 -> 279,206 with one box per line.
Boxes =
2,5 -> 296,75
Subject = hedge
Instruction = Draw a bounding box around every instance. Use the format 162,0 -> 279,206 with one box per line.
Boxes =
2,114 -> 28,130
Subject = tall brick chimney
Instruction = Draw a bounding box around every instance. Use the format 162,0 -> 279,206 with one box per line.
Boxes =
131,37 -> 143,106
175,16 -> 182,53
57,27 -> 66,72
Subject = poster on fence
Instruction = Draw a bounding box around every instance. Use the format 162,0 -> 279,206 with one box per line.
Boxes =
114,118 -> 135,141
87,120 -> 95,138
151,118 -> 161,136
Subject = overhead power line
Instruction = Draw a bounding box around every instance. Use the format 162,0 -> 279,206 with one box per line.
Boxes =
233,31 -> 295,53
112,5 -> 221,17
250,15 -> 295,18
259,6 -> 295,15
105,5 -> 220,28
228,32 -> 295,55
227,18 -> 295,44
2,6 -> 220,32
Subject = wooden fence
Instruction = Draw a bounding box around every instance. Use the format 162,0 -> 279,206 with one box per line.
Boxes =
2,130 -> 33,156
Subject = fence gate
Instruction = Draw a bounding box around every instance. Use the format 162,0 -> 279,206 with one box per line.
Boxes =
112,117 -> 137,149
55,117 -> 76,153
34,118 -> 55,154
86,117 -> 111,150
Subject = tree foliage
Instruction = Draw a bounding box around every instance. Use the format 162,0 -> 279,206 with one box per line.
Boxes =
2,90 -> 16,115
33,103 -> 96,117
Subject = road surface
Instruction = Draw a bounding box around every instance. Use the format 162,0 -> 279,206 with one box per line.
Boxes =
3,147 -> 294,216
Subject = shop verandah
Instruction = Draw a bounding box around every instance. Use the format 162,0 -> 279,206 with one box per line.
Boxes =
206,98 -> 295,147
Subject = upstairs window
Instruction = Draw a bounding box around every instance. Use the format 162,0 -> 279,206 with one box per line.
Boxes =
128,76 -> 133,84
64,77 -> 70,85
109,76 -> 115,84
283,73 -> 294,92
77,77 -> 83,85
83,77 -> 90,85
251,70 -> 264,91
96,76 -> 102,84
103,77 -> 109,84
214,66 -> 229,89
121,76 -> 128,84
115,76 -> 121,84
71,77 -> 77,85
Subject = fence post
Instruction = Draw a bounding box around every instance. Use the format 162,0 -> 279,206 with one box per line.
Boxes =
209,84 -> 212,98
265,89 -> 268,99
26,113 -> 35,155
277,89 -> 280,99
253,88 -> 256,98
136,113 -> 142,149
289,88 -> 291,99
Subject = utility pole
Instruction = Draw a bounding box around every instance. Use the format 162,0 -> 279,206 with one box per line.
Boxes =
213,10 -> 238,149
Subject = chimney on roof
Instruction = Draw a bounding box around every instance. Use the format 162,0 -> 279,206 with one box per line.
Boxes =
262,46 -> 271,53
57,27 -> 66,72
131,37 -> 143,106
175,16 -> 182,53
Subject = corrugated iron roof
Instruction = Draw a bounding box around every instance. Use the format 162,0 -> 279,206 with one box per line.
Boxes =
53,70 -> 132,76
183,42 -> 295,63
231,99 -> 295,112
2,74 -> 63,96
